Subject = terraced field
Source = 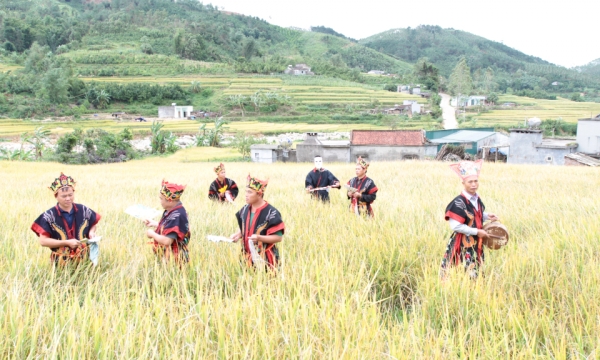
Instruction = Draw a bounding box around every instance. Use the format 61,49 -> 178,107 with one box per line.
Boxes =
0,119 -> 387,137
472,95 -> 600,126
81,76 -> 426,105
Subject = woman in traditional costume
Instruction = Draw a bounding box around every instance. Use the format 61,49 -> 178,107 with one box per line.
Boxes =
440,160 -> 499,279
230,174 -> 285,271
208,163 -> 238,203
31,173 -> 101,266
346,156 -> 378,217
145,180 -> 191,263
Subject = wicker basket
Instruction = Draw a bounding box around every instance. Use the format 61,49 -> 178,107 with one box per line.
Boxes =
482,221 -> 509,250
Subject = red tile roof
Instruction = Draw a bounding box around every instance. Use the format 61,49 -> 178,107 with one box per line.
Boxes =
351,130 -> 426,146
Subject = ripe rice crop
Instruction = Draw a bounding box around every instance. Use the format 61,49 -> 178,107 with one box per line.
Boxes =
1,159 -> 599,357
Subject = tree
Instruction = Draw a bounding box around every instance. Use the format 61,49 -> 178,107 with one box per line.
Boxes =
38,68 -> 69,104
190,81 -> 202,93
242,39 -> 256,60
487,93 -> 499,105
448,57 -> 473,117
232,133 -> 260,159
26,126 -> 51,160
483,67 -> 496,94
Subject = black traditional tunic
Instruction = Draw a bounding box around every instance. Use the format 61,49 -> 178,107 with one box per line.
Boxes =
440,194 -> 486,278
305,168 -> 340,201
31,203 -> 101,265
347,176 -> 378,217
208,178 -> 239,202
153,204 -> 191,263
235,202 -> 285,270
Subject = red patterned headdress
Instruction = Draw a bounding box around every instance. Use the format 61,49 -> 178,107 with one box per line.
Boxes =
247,174 -> 268,195
49,172 -> 76,194
160,179 -> 186,201
449,159 -> 483,181
214,162 -> 225,175
356,156 -> 369,169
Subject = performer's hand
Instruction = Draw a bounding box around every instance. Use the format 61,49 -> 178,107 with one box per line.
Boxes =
477,229 -> 489,239
488,213 -> 499,222
353,192 -> 361,199
249,234 -> 260,243
65,239 -> 81,249
230,232 -> 242,242
144,219 -> 158,228
306,187 -> 312,193
146,229 -> 156,239
347,191 -> 353,197
88,230 -> 96,239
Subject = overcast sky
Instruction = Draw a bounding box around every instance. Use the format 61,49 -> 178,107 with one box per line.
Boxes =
205,0 -> 598,68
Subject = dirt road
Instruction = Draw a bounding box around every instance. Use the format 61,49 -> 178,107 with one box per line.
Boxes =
440,93 -> 457,129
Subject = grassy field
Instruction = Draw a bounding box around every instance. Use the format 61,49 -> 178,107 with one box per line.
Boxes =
0,119 -> 388,137
468,95 -> 600,127
1,158 -> 599,357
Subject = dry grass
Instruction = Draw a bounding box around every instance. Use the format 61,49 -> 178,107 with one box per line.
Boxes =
1,158 -> 599,358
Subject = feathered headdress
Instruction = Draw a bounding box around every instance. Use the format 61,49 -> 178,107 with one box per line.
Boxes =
449,159 -> 483,181
160,179 -> 186,201
214,162 -> 225,175
356,156 -> 369,169
49,173 -> 76,194
247,174 -> 268,195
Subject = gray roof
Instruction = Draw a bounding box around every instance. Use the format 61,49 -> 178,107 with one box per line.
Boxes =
565,152 -> 600,166
536,138 -> 577,149
430,130 -> 496,143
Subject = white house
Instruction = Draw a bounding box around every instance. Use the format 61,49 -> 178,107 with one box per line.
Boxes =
403,100 -> 421,115
451,96 -> 487,107
158,104 -> 194,119
250,144 -> 279,163
284,64 -> 314,76
576,116 -> 600,154
368,70 -> 386,75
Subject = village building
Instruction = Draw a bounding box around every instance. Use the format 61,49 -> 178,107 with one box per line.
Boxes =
428,130 -> 509,156
350,130 -> 437,161
250,144 -> 279,163
451,96 -> 487,107
507,129 -> 577,166
368,70 -> 386,75
158,104 -> 194,119
296,133 -> 350,163
284,64 -> 314,76
575,115 -> 600,155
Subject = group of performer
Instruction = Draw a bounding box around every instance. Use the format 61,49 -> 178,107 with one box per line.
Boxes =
30,156 -> 499,278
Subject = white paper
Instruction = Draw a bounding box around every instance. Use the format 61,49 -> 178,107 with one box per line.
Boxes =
125,205 -> 162,220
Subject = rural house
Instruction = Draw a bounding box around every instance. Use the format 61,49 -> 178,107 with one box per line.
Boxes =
350,130 -> 437,161
296,133 -> 350,163
368,70 -> 386,75
451,96 -> 487,107
284,64 -> 314,76
384,104 -> 412,116
429,130 -> 509,156
158,103 -> 194,119
250,144 -> 279,163
576,115 -> 600,155
507,129 -> 577,166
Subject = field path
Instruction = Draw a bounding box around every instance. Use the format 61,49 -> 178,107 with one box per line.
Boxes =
440,93 -> 458,129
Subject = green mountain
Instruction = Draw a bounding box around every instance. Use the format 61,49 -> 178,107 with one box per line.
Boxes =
0,0 -> 412,77
360,25 -> 600,95
574,58 -> 600,78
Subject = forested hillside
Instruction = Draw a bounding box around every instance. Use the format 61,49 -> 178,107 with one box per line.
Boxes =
361,26 -> 600,97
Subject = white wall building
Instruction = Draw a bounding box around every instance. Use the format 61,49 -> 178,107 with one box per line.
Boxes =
576,117 -> 600,154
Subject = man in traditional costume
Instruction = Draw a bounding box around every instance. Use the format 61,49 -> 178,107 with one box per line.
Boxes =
31,173 -> 101,266
346,156 -> 378,217
145,180 -> 191,263
208,163 -> 238,203
305,155 -> 340,202
230,174 -> 285,270
440,160 -> 499,279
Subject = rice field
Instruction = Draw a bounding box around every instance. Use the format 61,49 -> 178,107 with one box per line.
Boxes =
472,95 -> 600,126
80,75 -> 425,105
0,119 -> 386,137
1,158 -> 599,358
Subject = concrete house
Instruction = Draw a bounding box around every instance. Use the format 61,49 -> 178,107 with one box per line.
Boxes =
384,104 -> 412,116
368,70 -> 386,75
576,116 -> 600,155
350,130 -> 437,161
284,64 -> 314,76
296,133 -> 350,163
507,129 -> 577,166
250,144 -> 279,163
403,100 -> 421,115
451,96 -> 487,107
158,104 -> 194,119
